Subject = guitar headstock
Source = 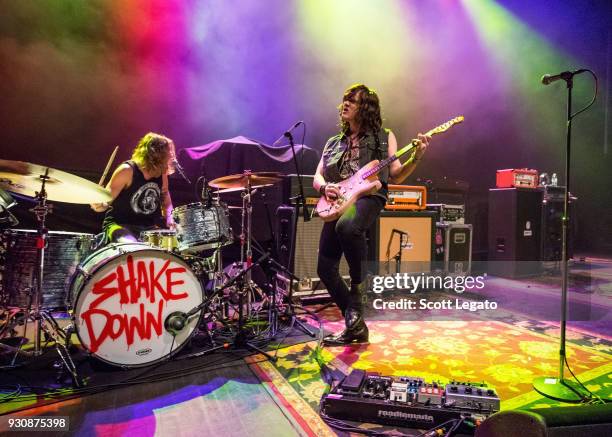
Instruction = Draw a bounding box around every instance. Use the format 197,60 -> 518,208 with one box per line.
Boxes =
427,116 -> 465,137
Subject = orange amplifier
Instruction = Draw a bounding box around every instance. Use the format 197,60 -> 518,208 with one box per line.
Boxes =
496,168 -> 538,188
385,185 -> 427,210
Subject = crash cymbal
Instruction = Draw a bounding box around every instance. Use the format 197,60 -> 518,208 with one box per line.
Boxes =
209,171 -> 282,190
0,161 -> 112,204
216,183 -> 274,194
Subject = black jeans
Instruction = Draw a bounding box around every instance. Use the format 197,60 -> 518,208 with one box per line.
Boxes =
317,195 -> 385,313
104,223 -> 152,244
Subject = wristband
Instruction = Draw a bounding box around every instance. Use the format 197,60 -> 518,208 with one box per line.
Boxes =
319,183 -> 327,195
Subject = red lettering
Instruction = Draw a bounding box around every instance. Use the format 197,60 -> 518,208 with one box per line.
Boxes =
125,303 -> 146,348
127,255 -> 139,304
149,299 -> 164,338
137,260 -> 152,303
80,308 -> 121,353
149,259 -> 170,301
165,267 -> 188,300
90,272 -> 118,309
81,256 -> 192,354
115,264 -> 132,305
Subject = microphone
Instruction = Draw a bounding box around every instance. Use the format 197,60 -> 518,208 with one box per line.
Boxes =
164,311 -> 188,336
541,69 -> 587,85
201,178 -> 212,207
272,120 -> 304,146
172,158 -> 191,184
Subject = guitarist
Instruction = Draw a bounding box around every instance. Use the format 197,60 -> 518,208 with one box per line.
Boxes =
313,84 -> 430,346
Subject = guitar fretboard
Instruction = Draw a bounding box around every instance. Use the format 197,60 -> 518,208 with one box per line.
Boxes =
360,116 -> 464,180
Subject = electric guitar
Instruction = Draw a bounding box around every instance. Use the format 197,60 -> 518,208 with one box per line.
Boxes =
315,116 -> 464,222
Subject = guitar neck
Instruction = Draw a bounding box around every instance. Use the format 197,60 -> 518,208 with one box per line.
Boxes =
361,116 -> 463,180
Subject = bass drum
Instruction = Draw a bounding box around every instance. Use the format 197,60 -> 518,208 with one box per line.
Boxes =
69,243 -> 203,367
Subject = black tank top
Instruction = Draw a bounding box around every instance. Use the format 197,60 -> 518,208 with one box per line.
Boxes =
321,129 -> 390,199
103,161 -> 162,229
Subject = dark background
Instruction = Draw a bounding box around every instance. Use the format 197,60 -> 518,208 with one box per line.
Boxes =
1,0 -> 611,255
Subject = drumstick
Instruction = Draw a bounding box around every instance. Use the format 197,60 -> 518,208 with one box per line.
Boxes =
98,146 -> 119,187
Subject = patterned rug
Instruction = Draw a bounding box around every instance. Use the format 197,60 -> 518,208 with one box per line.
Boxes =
247,309 -> 612,435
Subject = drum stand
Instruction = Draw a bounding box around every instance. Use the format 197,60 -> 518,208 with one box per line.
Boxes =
238,174 -> 257,316
1,169 -> 82,386
166,252 -> 277,362
249,242 -> 316,339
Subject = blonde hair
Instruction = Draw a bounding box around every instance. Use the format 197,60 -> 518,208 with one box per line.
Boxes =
131,132 -> 176,175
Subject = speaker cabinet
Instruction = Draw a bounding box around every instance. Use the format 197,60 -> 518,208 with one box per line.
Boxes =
475,403 -> 612,437
541,198 -> 575,261
276,205 -> 348,280
488,188 -> 543,277
368,210 -> 436,274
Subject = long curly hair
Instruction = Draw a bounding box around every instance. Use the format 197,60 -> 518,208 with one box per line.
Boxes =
131,132 -> 176,175
338,84 -> 383,135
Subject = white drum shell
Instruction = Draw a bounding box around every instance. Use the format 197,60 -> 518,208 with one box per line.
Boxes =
70,243 -> 202,367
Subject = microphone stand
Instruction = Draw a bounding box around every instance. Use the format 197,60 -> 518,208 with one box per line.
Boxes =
285,131 -> 310,223
532,74 -> 587,402
282,131 -> 317,337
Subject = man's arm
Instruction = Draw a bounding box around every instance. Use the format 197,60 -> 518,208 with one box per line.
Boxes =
90,163 -> 132,212
161,172 -> 174,228
314,155 -> 340,200
388,131 -> 430,185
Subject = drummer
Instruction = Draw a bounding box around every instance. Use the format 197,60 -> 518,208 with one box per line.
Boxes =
91,132 -> 176,243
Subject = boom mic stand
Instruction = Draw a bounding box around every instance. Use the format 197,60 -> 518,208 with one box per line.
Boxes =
278,130 -> 317,337
533,69 -> 596,402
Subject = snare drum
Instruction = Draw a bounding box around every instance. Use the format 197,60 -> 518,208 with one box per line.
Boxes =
173,202 -> 233,253
140,229 -> 178,251
1,229 -> 94,310
69,243 -> 203,367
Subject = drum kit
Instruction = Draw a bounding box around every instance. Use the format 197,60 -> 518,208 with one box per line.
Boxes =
0,160 -> 305,383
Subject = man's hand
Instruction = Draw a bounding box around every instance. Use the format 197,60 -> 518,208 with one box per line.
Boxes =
323,183 -> 341,201
413,133 -> 431,161
91,202 -> 109,212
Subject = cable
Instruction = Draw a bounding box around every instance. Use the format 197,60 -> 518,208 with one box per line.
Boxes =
570,69 -> 598,120
563,355 -> 608,404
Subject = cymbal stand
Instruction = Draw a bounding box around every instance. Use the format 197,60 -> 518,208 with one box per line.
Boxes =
4,168 -> 82,386
30,168 -> 51,356
238,172 -> 257,317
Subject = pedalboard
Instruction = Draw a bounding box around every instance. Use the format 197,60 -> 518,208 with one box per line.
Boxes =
321,370 -> 499,432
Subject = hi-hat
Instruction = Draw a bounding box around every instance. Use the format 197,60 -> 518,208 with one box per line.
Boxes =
209,171 -> 282,190
0,161 -> 112,204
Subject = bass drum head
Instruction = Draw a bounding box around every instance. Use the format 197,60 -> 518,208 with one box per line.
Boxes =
72,243 -> 202,367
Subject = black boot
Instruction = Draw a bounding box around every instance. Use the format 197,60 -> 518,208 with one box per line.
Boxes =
323,282 -> 369,346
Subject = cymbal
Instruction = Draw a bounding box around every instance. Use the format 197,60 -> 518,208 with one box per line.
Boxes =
209,172 -> 282,190
216,183 -> 274,194
0,161 -> 113,204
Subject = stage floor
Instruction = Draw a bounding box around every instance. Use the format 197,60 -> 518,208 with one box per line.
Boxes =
1,256 -> 610,436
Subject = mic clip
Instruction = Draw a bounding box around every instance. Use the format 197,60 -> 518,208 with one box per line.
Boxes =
173,159 -> 191,184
